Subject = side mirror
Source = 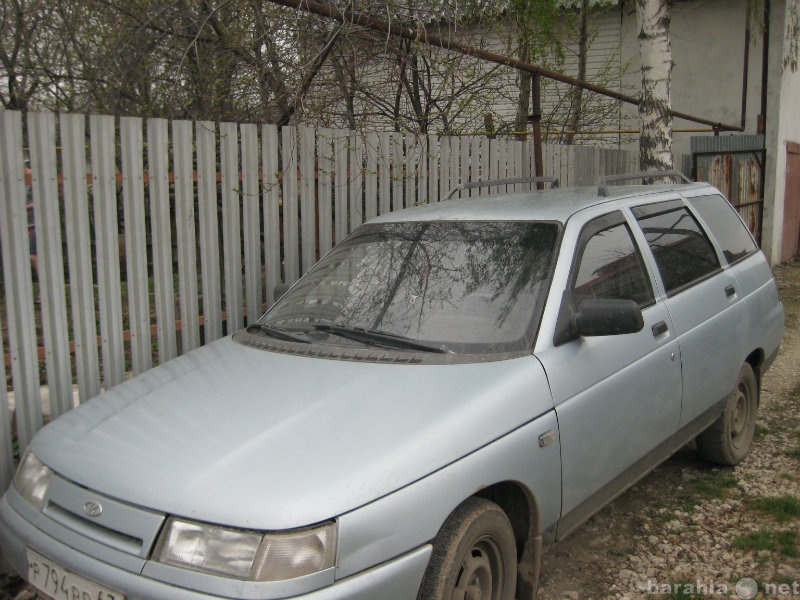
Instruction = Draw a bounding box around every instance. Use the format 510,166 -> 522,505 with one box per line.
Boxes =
574,299 -> 644,337
554,295 -> 645,346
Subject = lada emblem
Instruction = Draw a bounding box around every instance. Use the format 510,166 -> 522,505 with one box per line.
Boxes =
83,501 -> 103,518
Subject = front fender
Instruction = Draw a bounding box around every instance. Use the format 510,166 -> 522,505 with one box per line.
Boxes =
335,410 -> 562,581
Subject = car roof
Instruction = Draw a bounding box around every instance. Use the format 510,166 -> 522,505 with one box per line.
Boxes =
370,182 -> 715,224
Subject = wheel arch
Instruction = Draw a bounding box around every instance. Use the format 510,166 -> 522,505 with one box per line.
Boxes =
744,348 -> 764,403
474,481 -> 542,600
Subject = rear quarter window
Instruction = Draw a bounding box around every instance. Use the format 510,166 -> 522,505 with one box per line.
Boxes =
686,194 -> 758,264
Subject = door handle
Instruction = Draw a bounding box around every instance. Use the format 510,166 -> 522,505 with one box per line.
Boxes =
651,321 -> 668,336
725,284 -> 736,298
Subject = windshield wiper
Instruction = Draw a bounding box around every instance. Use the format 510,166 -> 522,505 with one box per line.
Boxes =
312,324 -> 449,354
245,323 -> 311,344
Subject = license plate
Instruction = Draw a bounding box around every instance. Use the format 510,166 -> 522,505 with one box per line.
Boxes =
26,548 -> 125,600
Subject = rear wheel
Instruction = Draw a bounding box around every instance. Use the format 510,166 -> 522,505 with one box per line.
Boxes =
418,497 -> 517,600
696,362 -> 758,466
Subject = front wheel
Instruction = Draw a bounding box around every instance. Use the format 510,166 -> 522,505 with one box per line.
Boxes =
696,362 -> 758,465
418,497 -> 517,600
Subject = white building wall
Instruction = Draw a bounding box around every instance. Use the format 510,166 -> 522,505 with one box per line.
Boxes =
763,0 -> 800,263
618,0 -> 767,160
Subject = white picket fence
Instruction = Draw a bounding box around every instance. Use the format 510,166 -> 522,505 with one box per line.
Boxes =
0,110 -> 639,488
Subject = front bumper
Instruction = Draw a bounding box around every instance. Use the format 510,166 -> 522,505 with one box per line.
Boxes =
0,490 -> 431,600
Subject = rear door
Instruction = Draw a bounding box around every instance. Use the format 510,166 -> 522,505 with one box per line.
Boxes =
630,199 -> 742,429
536,209 -> 683,537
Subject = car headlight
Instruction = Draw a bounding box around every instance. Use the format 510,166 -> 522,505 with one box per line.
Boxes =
154,517 -> 337,581
13,452 -> 53,511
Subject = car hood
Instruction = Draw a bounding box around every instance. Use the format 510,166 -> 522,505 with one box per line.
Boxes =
31,337 -> 553,529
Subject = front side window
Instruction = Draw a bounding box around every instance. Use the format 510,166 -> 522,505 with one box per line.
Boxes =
257,221 -> 559,356
633,200 -> 721,295
687,194 -> 758,264
573,212 -> 654,307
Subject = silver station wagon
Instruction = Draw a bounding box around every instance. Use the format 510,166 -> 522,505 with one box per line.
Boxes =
0,173 -> 784,600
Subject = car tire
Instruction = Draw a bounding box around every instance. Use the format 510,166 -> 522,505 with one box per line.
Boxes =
418,497 -> 517,600
696,362 -> 758,466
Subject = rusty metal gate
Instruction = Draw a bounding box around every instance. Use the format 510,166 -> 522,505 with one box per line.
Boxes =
691,135 -> 765,245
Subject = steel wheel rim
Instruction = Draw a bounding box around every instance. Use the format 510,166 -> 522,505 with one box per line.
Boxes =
730,380 -> 753,449
451,536 -> 506,600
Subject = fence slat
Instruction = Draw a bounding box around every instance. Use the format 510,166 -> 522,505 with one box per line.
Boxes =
90,115 -> 125,388
281,126 -> 300,284
392,133 -> 403,211
470,137 -> 481,197
333,129 -> 349,242
263,125 -> 281,306
428,137 -> 439,202
418,136 -> 429,205
349,133 -> 364,230
241,123 -> 261,323
405,135 -> 419,209
459,138 -> 470,194
61,113 -> 100,403
378,132 -> 392,215
196,121 -> 223,342
121,117 -> 152,375
364,132 -> 378,219
300,126 -> 317,272
147,118 -> 177,363
0,111 -> 41,452
318,129 -> 334,255
173,121 -> 200,353
221,122 -> 243,330
440,137 -> 451,198
0,315 -> 11,489
29,112 -> 72,417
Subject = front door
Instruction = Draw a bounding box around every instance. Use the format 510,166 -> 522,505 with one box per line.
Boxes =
536,211 -> 683,536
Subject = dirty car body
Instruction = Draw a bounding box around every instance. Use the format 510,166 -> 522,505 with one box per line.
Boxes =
0,180 -> 784,600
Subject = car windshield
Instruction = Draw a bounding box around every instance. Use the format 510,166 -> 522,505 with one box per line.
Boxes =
258,220 -> 558,355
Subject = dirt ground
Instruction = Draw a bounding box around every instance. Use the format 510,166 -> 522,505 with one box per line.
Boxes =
2,259 -> 799,600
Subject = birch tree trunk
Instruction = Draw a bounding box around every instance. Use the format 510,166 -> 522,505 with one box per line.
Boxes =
636,0 -> 674,172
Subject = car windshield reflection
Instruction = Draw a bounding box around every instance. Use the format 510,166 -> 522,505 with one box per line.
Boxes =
257,221 -> 558,356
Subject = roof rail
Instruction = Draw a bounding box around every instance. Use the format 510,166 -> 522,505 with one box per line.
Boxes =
443,176 -> 559,201
597,170 -> 693,197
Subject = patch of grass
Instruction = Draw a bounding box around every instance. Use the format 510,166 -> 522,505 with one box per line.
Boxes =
754,423 -> 770,439
691,474 -> 737,499
776,530 -> 798,557
755,496 -> 800,522
733,529 -> 798,558
786,445 -> 800,459
733,530 -> 773,552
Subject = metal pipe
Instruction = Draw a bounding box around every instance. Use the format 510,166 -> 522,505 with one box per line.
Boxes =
759,0 -> 770,134
741,5 -> 750,130
266,0 -> 745,133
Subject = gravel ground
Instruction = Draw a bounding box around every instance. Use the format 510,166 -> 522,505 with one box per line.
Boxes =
2,260 -> 799,600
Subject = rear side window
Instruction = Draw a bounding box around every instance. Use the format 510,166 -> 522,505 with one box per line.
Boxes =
687,194 -> 758,264
632,200 -> 721,296
573,212 -> 654,307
